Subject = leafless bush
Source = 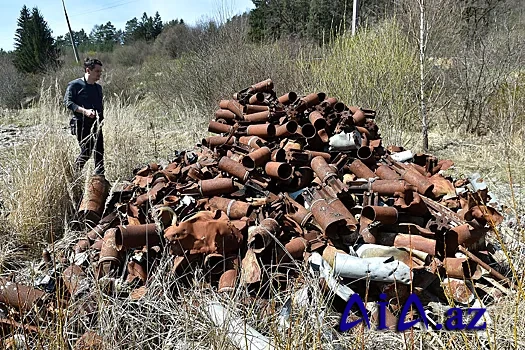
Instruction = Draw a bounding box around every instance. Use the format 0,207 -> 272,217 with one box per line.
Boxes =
0,55 -> 25,108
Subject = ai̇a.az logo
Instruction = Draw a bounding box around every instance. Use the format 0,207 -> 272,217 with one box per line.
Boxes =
340,293 -> 487,332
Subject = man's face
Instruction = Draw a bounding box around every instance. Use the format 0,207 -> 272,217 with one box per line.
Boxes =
87,64 -> 102,81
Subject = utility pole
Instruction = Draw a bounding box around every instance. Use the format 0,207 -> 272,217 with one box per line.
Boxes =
352,0 -> 359,36
61,0 -> 80,63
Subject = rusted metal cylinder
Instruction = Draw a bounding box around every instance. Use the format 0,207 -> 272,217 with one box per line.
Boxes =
242,146 -> 272,170
277,91 -> 298,105
98,228 -> 123,278
443,257 -> 478,279
348,159 -> 376,179
311,156 -> 337,182
265,162 -> 293,180
275,121 -> 298,137
310,198 -> 347,237
218,157 -> 249,182
375,165 -> 399,180
62,265 -> 87,296
203,136 -> 234,148
305,150 -> 330,161
246,123 -> 276,138
370,179 -> 416,196
324,97 -> 338,106
361,206 -> 398,225
238,135 -> 266,149
248,218 -> 280,253
0,278 -> 45,311
297,92 -> 326,112
208,197 -> 253,219
352,109 -> 366,126
248,92 -> 265,105
309,111 -> 327,130
300,123 -> 317,139
219,99 -> 243,119
249,78 -> 274,93
446,224 -> 485,249
285,194 -> 313,226
199,178 -> 237,196
244,104 -> 270,114
114,223 -> 160,251
135,177 -> 167,206
79,175 -> 111,223
214,109 -> 237,121
271,148 -> 287,162
357,146 -> 373,163
277,237 -> 308,263
334,102 -> 346,113
208,120 -> 232,134
218,269 -> 238,292
393,234 -> 436,255
326,197 -> 358,229
400,168 -> 435,197
244,110 -> 270,123
74,239 -> 90,253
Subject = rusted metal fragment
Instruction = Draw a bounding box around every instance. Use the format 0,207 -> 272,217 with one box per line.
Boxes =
74,331 -> 103,350
114,224 -> 160,251
79,175 -> 111,224
247,218 -> 280,253
97,228 -> 123,278
361,206 -> 398,225
63,265 -> 88,297
0,278 -> 45,312
348,159 -> 376,179
241,249 -> 262,284
164,210 -> 243,256
442,278 -> 474,304
207,197 -> 253,219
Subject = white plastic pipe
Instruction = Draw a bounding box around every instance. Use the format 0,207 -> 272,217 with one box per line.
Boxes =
204,302 -> 275,350
390,150 -> 414,162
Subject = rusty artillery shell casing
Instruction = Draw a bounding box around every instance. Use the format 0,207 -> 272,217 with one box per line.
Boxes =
375,165 -> 399,180
277,91 -> 298,105
0,278 -> 46,311
310,198 -> 347,238
300,123 -> 317,139
308,111 -> 327,130
285,194 -> 313,226
277,237 -> 308,262
114,223 -> 160,251
361,206 -> 398,225
208,197 -> 253,219
393,234 -> 436,256
264,162 -> 293,180
199,178 -> 238,196
218,157 -> 249,182
244,110 -> 270,123
400,168 -> 434,197
333,102 -> 346,113
446,224 -> 485,250
370,179 -> 416,196
98,228 -> 123,278
246,123 -> 276,138
275,121 -> 298,137
208,120 -> 232,134
357,146 -> 374,163
238,135 -> 266,149
296,92 -> 326,113
323,97 -> 338,107
311,156 -> 337,183
218,269 -> 238,292
271,148 -> 287,162
352,108 -> 366,126
244,104 -> 270,114
248,92 -> 265,105
74,239 -> 90,253
219,99 -> 243,119
242,146 -> 272,170
248,218 -> 281,253
203,136 -> 234,148
79,175 -> 111,223
348,159 -> 376,179
249,78 -> 274,93
62,265 -> 87,296
214,109 -> 237,121
443,257 -> 478,279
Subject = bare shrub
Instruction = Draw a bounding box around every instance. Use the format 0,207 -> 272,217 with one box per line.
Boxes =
112,41 -> 154,67
0,55 -> 25,108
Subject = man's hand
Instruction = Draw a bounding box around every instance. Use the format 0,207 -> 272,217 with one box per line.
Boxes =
79,107 -> 96,118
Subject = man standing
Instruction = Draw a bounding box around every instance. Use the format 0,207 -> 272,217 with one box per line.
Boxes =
64,58 -> 105,175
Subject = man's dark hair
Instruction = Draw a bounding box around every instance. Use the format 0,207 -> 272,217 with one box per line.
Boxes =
84,58 -> 102,72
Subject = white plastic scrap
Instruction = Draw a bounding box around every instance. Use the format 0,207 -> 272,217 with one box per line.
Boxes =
328,131 -> 362,151
390,150 -> 414,162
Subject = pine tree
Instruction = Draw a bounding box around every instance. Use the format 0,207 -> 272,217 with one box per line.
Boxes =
13,6 -> 59,74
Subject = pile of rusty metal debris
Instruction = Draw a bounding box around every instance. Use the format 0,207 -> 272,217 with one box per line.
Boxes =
0,79 -> 513,347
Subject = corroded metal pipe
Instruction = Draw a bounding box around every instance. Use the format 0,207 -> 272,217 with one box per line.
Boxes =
199,178 -> 238,196
248,92 -> 265,105
348,159 -> 376,179
208,197 -> 253,219
375,165 -> 399,180
275,121 -> 298,137
219,99 -> 243,119
244,111 -> 270,123
308,111 -> 327,130
203,136 -> 234,148
114,223 -> 160,251
246,123 -> 276,138
265,162 -> 293,180
214,109 -> 237,121
247,218 -> 280,253
277,91 -> 298,105
244,104 -> 270,114
361,206 -> 398,225
208,120 -> 232,134
218,157 -> 249,182
242,146 -> 272,170
311,156 -> 337,182
238,135 -> 266,149
370,179 -> 416,196
79,175 -> 111,223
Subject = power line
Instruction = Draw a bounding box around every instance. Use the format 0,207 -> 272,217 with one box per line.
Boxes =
69,0 -> 141,17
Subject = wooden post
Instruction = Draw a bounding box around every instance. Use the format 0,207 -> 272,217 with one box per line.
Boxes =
62,0 -> 80,63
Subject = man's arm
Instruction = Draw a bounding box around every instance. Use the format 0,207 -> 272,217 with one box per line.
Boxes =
64,81 -> 94,117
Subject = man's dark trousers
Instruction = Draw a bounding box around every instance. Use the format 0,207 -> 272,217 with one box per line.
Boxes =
75,116 -> 105,175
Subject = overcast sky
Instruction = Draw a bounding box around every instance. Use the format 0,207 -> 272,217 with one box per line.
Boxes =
0,0 -> 255,51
